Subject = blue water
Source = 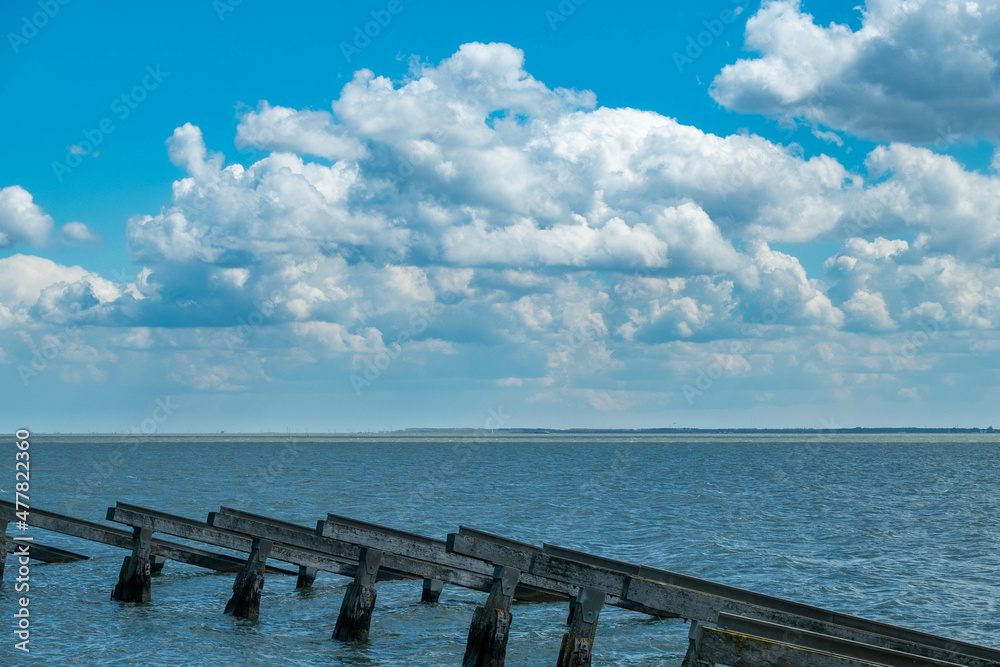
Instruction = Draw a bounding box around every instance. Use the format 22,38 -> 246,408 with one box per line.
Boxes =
2,433 -> 999,665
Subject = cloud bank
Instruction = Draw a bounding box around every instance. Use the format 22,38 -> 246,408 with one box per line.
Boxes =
4,40 -> 999,421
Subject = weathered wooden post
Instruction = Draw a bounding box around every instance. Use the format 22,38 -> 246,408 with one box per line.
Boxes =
111,527 -> 153,602
681,620 -> 709,667
332,547 -> 382,641
296,565 -> 318,589
150,554 -> 167,575
224,537 -> 272,620
0,519 -> 7,583
421,577 -> 444,602
463,565 -> 520,667
565,590 -> 578,624
557,587 -> 606,667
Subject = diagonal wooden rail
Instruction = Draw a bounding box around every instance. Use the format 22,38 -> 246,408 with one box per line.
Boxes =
205,507 -> 415,584
710,613 -> 966,667
4,539 -> 88,563
207,508 -> 524,597
0,500 -> 295,576
320,513 -> 572,603
447,527 -> 1000,667
106,503 -> 371,582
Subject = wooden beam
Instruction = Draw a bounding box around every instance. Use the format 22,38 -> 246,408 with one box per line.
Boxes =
324,517 -> 569,602
321,517 -> 575,603
447,533 -> 668,617
715,614 -> 967,667
324,517 -> 499,577
625,577 -> 996,667
4,538 -> 89,563
0,501 -> 294,575
698,625 -> 892,667
107,503 -> 345,579
214,511 -> 495,593
454,526 -> 538,571
326,513 -> 445,549
149,540 -> 294,575
207,508 -> 412,582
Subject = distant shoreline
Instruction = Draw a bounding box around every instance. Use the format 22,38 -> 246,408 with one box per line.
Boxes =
20,426 -> 1000,445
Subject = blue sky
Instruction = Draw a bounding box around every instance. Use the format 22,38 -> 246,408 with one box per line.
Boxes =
2,0 -> 1000,432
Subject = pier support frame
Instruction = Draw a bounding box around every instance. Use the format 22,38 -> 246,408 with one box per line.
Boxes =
0,520 -> 7,582
421,577 -> 444,603
224,537 -> 272,620
463,565 -> 519,667
682,620 -> 712,667
296,565 -> 318,589
565,591 -> 577,625
111,527 -> 152,602
332,547 -> 382,642
557,587 -> 606,667
150,554 -> 167,575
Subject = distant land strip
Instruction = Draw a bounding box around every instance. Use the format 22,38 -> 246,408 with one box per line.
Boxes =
23,426 -> 1000,445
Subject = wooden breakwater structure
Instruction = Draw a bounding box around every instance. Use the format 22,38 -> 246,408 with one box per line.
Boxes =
2,500 -> 999,667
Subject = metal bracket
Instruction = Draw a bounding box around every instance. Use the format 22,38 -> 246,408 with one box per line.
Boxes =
134,527 -> 153,553
493,565 -> 519,597
363,548 -> 382,576
685,620 -> 710,666
577,587 -> 606,625
251,538 -> 273,560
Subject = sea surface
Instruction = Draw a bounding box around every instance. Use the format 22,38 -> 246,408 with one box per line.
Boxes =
1,432 -> 999,665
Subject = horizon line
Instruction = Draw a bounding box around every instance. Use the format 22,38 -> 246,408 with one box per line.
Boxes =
22,426 -> 1000,436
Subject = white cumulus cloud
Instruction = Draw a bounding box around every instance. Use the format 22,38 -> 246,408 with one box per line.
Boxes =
712,0 -> 1000,142
0,186 -> 54,248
